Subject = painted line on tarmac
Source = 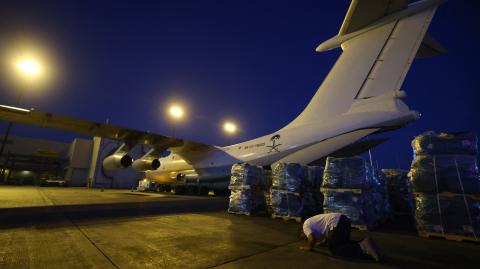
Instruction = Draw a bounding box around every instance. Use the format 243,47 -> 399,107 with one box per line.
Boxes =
36,188 -> 120,269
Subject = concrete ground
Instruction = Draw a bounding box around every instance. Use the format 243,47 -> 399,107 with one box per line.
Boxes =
0,186 -> 478,269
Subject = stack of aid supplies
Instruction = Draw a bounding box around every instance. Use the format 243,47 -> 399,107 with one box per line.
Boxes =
408,132 -> 480,239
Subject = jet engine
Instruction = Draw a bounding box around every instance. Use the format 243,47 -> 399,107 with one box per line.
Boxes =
102,152 -> 133,171
132,158 -> 161,172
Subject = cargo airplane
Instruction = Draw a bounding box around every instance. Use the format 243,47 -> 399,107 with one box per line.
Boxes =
0,0 -> 446,191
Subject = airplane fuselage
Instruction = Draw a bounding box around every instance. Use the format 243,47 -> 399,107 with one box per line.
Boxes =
146,97 -> 418,188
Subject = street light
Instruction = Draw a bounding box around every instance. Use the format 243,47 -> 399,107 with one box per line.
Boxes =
166,103 -> 186,137
168,104 -> 184,120
223,121 -> 237,135
15,58 -> 43,78
1,54 -> 46,183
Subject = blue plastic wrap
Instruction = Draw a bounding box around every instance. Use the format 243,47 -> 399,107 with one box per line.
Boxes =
228,189 -> 253,214
263,169 -> 272,189
270,190 -> 319,217
412,131 -> 478,156
270,190 -> 303,217
307,166 -> 324,190
413,193 -> 480,236
228,163 -> 266,215
383,169 -> 413,214
372,169 -> 390,218
229,163 -> 264,188
322,189 -> 377,227
322,157 -> 372,189
271,163 -> 308,193
383,169 -> 410,193
408,155 -> 480,194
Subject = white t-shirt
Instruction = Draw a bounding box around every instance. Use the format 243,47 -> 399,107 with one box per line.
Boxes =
303,213 -> 342,240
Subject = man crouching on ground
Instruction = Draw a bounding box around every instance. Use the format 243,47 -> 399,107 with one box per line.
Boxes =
298,212 -> 381,261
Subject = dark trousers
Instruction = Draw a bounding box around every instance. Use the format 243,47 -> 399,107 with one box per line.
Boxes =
327,215 -> 370,259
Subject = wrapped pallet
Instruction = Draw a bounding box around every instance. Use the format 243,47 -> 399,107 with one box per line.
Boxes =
228,163 -> 265,215
271,162 -> 307,193
322,188 -> 377,228
414,193 -> 479,236
321,156 -> 385,229
228,189 -> 254,214
264,169 -> 273,215
229,163 -> 264,188
382,169 -> 413,215
412,131 -> 477,156
371,169 -> 390,221
270,190 -> 317,218
308,166 -> 325,214
269,163 -> 318,220
409,131 -> 480,240
307,166 -> 324,190
408,155 -> 480,193
322,156 -> 372,189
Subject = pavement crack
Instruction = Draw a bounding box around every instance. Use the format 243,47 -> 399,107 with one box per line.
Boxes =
205,240 -> 299,269
69,219 -> 120,269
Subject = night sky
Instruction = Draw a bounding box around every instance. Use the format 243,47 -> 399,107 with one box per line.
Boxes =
0,0 -> 479,170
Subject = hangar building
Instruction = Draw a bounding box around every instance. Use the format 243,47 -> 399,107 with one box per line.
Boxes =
0,135 -> 143,188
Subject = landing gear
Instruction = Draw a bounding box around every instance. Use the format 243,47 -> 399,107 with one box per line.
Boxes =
173,185 -> 186,195
197,186 -> 209,196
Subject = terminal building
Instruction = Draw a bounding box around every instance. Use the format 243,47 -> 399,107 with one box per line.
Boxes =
0,135 -> 143,188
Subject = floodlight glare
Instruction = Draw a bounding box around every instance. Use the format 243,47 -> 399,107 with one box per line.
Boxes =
16,58 -> 42,77
168,104 -> 184,120
223,121 -> 237,134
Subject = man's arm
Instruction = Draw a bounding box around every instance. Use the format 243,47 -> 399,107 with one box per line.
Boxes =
300,234 -> 316,251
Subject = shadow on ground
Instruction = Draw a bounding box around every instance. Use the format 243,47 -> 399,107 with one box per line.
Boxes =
0,197 -> 229,229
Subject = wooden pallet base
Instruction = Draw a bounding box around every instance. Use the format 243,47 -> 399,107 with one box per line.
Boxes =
418,231 -> 479,243
227,210 -> 251,216
271,214 -> 302,223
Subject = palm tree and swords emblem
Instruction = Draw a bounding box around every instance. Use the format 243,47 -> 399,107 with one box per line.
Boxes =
267,134 -> 282,153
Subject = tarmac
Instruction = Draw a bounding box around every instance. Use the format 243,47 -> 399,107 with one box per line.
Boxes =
0,186 -> 478,269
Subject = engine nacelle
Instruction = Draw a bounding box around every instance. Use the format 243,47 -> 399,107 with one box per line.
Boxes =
132,158 -> 161,172
102,153 -> 133,171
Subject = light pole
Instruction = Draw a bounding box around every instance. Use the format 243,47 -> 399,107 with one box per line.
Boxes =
0,57 -> 44,182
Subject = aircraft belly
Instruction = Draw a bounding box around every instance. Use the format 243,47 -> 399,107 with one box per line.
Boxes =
278,128 -> 379,165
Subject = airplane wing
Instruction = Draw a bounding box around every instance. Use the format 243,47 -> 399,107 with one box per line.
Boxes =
0,104 -> 216,156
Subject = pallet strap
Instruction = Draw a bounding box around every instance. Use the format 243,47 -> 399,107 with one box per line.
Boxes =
454,157 -> 478,240
432,156 -> 445,235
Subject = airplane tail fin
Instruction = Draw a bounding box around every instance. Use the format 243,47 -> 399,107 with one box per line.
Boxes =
285,0 -> 446,129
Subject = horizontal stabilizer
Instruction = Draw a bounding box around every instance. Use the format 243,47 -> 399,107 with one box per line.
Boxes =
316,0 -> 445,52
416,33 -> 447,58
339,0 -> 408,36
